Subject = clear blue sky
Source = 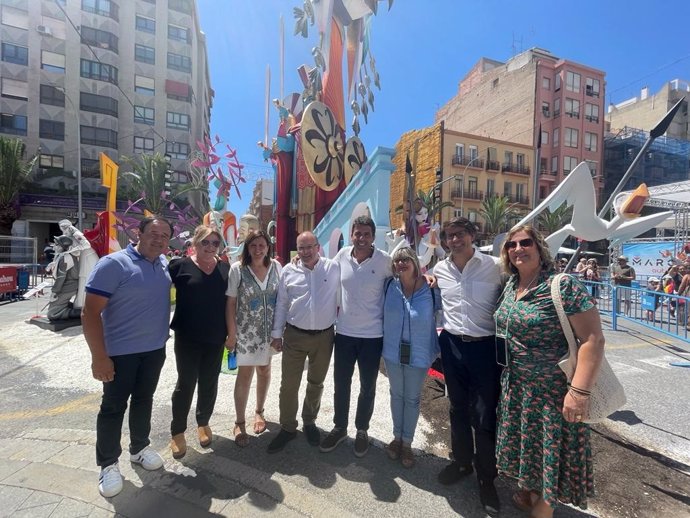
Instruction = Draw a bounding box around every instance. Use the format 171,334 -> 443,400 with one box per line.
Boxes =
197,0 -> 690,217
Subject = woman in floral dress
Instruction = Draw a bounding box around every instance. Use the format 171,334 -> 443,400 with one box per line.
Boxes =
226,230 -> 282,447
494,225 -> 605,518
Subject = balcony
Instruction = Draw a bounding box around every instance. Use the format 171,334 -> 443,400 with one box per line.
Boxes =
502,162 -> 531,176
585,115 -> 599,123
505,194 -> 530,205
585,86 -> 600,98
451,189 -> 484,201
540,169 -> 557,181
565,111 -> 580,119
486,160 -> 500,172
451,154 -> 484,169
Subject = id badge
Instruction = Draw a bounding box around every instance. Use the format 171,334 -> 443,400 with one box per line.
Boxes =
495,333 -> 508,367
399,340 -> 411,365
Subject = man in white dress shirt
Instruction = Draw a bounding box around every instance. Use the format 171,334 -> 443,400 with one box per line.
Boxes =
432,217 -> 502,516
267,231 -> 340,453
319,216 -> 392,457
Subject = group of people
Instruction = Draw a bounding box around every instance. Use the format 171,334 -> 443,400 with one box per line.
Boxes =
82,215 -> 607,518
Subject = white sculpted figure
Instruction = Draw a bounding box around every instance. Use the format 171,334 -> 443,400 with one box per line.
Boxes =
57,219 -> 99,309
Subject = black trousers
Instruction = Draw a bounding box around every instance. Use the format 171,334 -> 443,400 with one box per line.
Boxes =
96,347 -> 166,467
332,333 -> 384,431
439,330 -> 502,483
170,335 -> 225,436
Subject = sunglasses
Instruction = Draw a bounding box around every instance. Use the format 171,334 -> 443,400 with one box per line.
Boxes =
394,257 -> 412,263
504,238 -> 534,250
200,239 -> 221,248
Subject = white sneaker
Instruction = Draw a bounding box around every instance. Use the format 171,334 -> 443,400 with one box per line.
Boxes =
98,463 -> 123,497
130,445 -> 164,470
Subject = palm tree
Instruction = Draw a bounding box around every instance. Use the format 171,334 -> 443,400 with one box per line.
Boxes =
479,194 -> 520,239
122,153 -> 174,215
0,137 -> 38,235
416,186 -> 454,224
537,204 -> 573,235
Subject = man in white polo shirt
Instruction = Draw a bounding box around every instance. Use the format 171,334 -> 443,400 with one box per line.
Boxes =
433,217 -> 502,516
319,216 -> 392,457
267,231 -> 340,453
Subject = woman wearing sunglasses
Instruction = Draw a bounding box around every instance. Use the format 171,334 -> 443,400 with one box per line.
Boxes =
225,230 -> 282,447
381,246 -> 440,468
169,225 -> 230,459
494,225 -> 605,518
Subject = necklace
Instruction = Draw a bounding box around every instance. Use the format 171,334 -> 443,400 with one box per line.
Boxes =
515,272 -> 540,300
196,258 -> 216,273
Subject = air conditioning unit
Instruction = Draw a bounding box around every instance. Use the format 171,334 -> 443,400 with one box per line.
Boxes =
37,25 -> 53,37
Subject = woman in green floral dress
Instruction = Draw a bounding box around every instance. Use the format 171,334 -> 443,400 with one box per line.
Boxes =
494,225 -> 605,518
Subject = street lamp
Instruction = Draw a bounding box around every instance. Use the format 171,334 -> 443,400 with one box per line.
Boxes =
55,86 -> 82,230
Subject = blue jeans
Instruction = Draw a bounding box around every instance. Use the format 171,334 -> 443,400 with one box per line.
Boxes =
332,334 -> 383,431
384,359 -> 428,444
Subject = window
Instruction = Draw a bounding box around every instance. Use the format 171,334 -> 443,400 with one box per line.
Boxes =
135,15 -> 155,34
565,98 -> 580,118
168,24 -> 190,43
468,211 -> 477,223
541,130 -> 549,145
80,58 -> 118,84
503,181 -> 512,196
551,156 -> 559,174
135,75 -> 155,95
468,176 -> 478,195
585,132 -> 598,152
40,85 -> 65,106
455,143 -> 464,158
167,52 -> 191,72
541,101 -> 550,117
0,113 -> 27,135
134,136 -> 154,154
2,43 -> 28,65
169,0 -> 192,14
516,184 -> 526,199
554,73 -> 561,91
565,71 -> 581,93
81,26 -> 118,53
134,105 -> 155,125
504,150 -> 513,164
135,44 -> 155,64
585,103 -> 599,123
540,157 -> 548,173
166,111 -> 190,130
80,92 -> 118,117
542,77 -> 550,90
486,178 -> 495,195
39,119 -> 65,141
166,141 -> 189,159
165,79 -> 191,102
82,0 -> 119,21
469,145 -> 478,160
81,125 -> 118,149
553,98 -> 561,117
564,128 -> 579,148
40,16 -> 67,39
2,78 -> 28,100
41,51 -> 66,73
553,128 -> 559,147
585,77 -> 600,97
1,6 -> 29,29
563,156 -> 578,174
586,160 -> 598,177
516,153 -> 525,168
81,158 -> 100,176
453,209 -> 462,218
40,154 -> 64,169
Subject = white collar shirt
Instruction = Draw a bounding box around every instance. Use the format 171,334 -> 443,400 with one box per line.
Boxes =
335,245 -> 392,338
271,256 -> 340,338
432,247 -> 501,337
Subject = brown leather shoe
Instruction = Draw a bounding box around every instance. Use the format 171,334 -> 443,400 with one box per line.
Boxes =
198,425 -> 212,447
170,433 -> 187,459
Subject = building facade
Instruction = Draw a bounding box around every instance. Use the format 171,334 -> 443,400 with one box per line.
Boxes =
607,80 -> 689,140
436,48 -> 606,207
247,178 -> 274,231
0,0 -> 212,241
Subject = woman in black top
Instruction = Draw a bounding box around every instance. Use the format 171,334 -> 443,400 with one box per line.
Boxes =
168,225 -> 230,459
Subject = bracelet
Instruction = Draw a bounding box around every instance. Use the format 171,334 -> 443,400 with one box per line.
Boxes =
567,384 -> 592,396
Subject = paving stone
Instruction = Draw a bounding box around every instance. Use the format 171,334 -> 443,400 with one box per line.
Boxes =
12,501 -> 59,518
9,439 -> 68,463
0,485 -> 33,517
0,459 -> 30,482
49,444 -> 96,470
3,463 -> 99,503
15,489 -> 61,508
48,497 -> 96,518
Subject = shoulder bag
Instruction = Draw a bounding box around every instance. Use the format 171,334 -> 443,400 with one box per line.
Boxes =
551,273 -> 627,423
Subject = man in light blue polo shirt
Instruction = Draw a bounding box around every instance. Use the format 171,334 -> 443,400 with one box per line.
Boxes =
82,217 -> 173,498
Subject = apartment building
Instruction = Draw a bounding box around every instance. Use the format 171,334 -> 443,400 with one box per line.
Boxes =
436,48 -> 606,206
0,0 -> 212,239
248,178 -> 274,230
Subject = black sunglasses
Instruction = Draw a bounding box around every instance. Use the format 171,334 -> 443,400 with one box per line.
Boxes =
504,238 -> 534,250
200,239 -> 221,247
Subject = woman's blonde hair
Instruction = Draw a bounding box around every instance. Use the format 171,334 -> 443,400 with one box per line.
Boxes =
390,246 -> 421,278
499,224 -> 555,276
191,225 -> 222,249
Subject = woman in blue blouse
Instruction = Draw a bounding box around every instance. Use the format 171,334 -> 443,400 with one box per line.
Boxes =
382,246 -> 440,468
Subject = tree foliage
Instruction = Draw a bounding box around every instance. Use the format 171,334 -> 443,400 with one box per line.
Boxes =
479,194 -> 520,238
0,137 -> 38,235
537,203 -> 573,235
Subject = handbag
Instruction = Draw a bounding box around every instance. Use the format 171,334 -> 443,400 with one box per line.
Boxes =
551,273 -> 627,423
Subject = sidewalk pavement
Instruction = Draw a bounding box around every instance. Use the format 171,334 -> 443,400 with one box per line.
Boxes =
1,296 -> 688,517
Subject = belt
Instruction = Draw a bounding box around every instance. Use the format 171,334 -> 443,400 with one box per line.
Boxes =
452,333 -> 494,342
286,323 -> 333,335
